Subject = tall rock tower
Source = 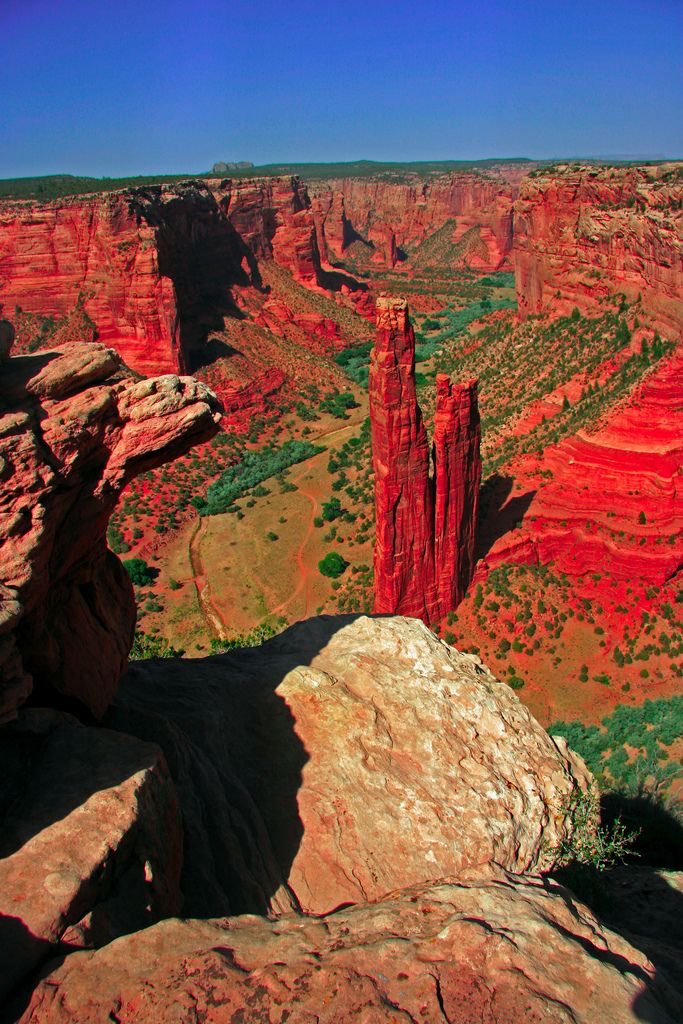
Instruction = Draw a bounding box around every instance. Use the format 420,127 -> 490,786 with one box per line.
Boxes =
370,297 -> 436,620
370,296 -> 481,623
433,375 -> 481,614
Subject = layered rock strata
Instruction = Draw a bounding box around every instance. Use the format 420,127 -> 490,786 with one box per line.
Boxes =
20,871 -> 680,1024
514,164 -> 683,335
0,335 -> 221,722
370,296 -> 481,621
481,347 -> 683,583
370,297 -> 436,618
311,171 -> 516,271
210,176 -> 322,286
0,183 -> 259,376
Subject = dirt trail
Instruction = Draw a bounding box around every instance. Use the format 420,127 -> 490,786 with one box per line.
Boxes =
270,417 -> 365,619
189,516 -> 228,638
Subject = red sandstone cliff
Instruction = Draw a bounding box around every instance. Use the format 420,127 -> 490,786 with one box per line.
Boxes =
209,176 -> 322,286
514,164 -> 683,335
0,182 -> 257,377
312,173 -> 515,272
481,346 -> 683,584
0,331 -> 221,723
433,376 -> 482,612
370,298 -> 481,622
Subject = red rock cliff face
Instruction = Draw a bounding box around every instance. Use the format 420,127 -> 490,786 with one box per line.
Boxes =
0,331 -> 221,723
482,347 -> 683,585
210,176 -> 322,286
370,298 -> 481,622
514,164 -> 683,335
312,173 -> 515,271
0,183 -> 256,376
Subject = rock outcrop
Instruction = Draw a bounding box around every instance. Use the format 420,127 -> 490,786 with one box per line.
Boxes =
19,870 -> 680,1024
370,297 -> 481,621
0,336 -> 221,722
0,182 -> 259,376
514,164 -> 683,335
105,614 -> 589,920
311,172 -> 516,271
0,710 -> 182,1003
433,374 -> 482,611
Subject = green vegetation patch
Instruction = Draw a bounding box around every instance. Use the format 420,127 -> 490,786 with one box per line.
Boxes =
318,551 -> 349,578
198,440 -> 324,516
550,696 -> 683,794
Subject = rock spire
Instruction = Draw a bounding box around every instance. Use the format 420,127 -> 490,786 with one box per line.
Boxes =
370,296 -> 481,622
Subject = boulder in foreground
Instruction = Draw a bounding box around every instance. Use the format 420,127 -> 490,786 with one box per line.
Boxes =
113,615 -> 592,917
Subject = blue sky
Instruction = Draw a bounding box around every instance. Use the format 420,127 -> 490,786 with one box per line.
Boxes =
2,0 -> 681,177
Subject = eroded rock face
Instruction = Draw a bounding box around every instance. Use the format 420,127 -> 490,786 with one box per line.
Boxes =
0,709 -> 182,1004
311,172 -> 516,272
19,870 -> 680,1024
370,296 -> 436,620
433,374 -> 482,613
0,183 -> 256,375
108,615 -> 590,918
370,297 -> 481,621
481,347 -> 683,583
210,176 -> 322,286
0,340 -> 222,722
514,164 -> 683,335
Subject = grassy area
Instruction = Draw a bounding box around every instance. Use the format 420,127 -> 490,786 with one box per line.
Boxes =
199,440 -> 325,516
550,697 -> 683,795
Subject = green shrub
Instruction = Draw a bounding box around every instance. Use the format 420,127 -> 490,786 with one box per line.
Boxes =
123,558 -> 155,587
318,552 -> 349,578
130,631 -> 183,659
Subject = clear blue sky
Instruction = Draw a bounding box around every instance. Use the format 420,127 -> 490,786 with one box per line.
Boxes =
2,0 -> 681,177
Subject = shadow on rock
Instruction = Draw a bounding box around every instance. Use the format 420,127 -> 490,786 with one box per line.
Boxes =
475,472 -> 536,562
551,795 -> 683,1022
105,617 -> 366,918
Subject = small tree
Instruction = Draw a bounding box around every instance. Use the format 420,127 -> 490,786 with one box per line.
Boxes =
123,557 -> 155,587
318,552 -> 349,578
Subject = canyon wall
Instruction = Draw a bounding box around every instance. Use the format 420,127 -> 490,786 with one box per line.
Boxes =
370,297 -> 481,622
514,164 -> 683,335
482,346 -> 683,584
311,172 -> 516,271
209,176 -> 321,286
0,183 -> 260,376
0,176 -> 370,380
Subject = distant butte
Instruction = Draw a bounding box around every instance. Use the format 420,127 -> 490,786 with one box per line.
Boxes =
370,296 -> 481,623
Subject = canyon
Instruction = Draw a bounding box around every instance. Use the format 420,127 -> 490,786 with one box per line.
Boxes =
0,318 -> 680,1023
370,296 -> 481,622
311,170 -> 517,272
0,157 -> 682,1021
